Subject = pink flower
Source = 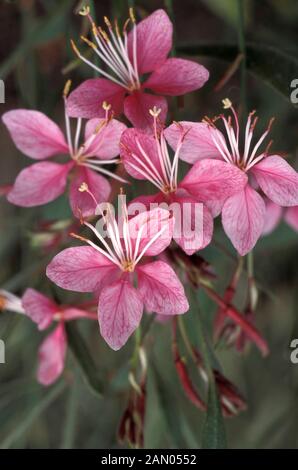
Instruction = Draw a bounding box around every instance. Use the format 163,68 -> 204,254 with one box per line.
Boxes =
2,88 -> 127,217
120,108 -> 247,254
22,288 -> 96,386
46,194 -> 189,350
66,8 -> 209,130
263,199 -> 298,235
0,289 -> 25,314
165,98 -> 298,255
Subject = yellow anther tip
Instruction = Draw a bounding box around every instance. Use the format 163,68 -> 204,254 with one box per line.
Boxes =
149,106 -> 162,117
79,182 -> 89,193
63,79 -> 72,98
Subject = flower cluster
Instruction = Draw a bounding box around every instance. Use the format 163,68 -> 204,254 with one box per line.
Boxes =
1,7 -> 298,440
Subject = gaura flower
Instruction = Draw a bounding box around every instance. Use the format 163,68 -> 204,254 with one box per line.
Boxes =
165,98 -> 298,255
263,199 -> 298,235
2,83 -> 127,217
0,289 -> 25,314
22,288 -> 97,386
46,190 -> 189,350
120,107 -> 247,254
66,8 -> 209,130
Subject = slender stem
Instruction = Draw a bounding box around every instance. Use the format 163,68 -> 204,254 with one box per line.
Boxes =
237,0 -> 247,119
177,316 -> 196,362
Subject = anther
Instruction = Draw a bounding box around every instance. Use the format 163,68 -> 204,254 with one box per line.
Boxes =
80,35 -> 97,50
63,79 -> 72,98
129,7 -> 136,23
222,98 -> 232,109
79,182 -> 89,193
149,106 -> 162,117
104,16 -> 112,29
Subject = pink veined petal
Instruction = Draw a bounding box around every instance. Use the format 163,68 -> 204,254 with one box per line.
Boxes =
98,280 -> 143,351
251,155 -> 298,206
66,79 -> 126,119
222,184 -> 266,256
171,191 -> 214,254
204,198 -> 226,218
62,307 -> 97,321
69,166 -> 111,218
124,92 -> 167,130
128,207 -> 174,257
128,9 -> 172,75
180,159 -> 248,202
2,109 -> 68,159
144,58 -> 209,96
37,324 -> 67,386
22,288 -> 56,331
165,121 -> 223,163
120,128 -> 162,179
46,246 -> 119,293
262,199 -> 283,235
7,161 -> 72,207
128,192 -> 163,210
137,261 -> 189,315
84,118 -> 127,159
284,206 -> 298,232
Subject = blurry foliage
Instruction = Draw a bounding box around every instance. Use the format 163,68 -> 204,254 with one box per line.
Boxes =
0,0 -> 298,449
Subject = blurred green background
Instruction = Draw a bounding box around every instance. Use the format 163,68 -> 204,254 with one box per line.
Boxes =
0,0 -> 298,449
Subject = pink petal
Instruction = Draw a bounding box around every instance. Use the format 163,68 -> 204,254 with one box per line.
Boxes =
180,159 -> 248,202
62,308 -> 97,321
120,128 -> 162,179
98,280 -> 143,350
262,199 -> 283,235
137,261 -> 189,315
7,161 -> 72,207
124,92 -> 167,130
69,166 -> 110,218
205,198 -> 226,217
2,109 -> 68,159
37,324 -> 66,386
22,288 -> 56,330
128,207 -> 174,257
171,191 -> 213,254
165,121 -> 223,163
128,9 -> 172,75
222,185 -> 266,255
144,58 -> 209,96
84,118 -> 126,159
251,155 -> 298,206
46,246 -> 119,293
285,206 -> 298,232
66,79 -> 125,119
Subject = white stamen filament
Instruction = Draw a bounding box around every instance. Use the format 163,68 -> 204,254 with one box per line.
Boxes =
210,100 -> 274,171
78,190 -> 170,272
74,11 -> 140,92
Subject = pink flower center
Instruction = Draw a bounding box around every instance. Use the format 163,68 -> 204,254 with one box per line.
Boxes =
206,98 -> 274,172
62,87 -> 127,185
72,190 -> 169,273
72,8 -> 141,92
125,107 -> 187,194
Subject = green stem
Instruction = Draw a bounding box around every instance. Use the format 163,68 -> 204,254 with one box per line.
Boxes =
237,0 -> 247,117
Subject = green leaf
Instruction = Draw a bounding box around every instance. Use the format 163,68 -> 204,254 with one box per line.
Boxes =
0,381 -> 65,449
176,42 -> 298,100
202,381 -> 227,449
65,323 -> 104,398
